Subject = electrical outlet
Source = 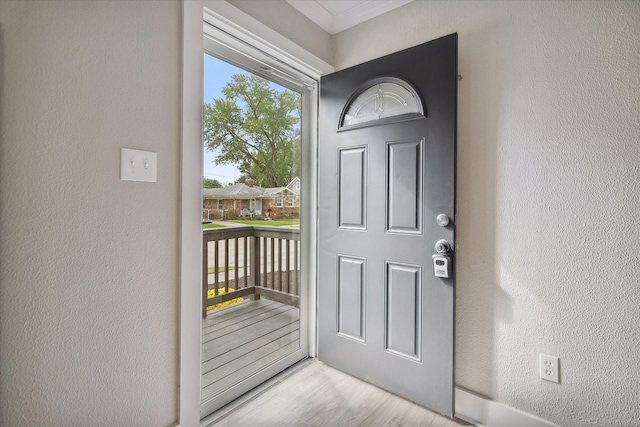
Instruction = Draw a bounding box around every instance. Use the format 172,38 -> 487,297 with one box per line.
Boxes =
539,354 -> 560,383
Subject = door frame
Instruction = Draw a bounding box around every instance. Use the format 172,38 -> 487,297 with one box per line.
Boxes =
200,21 -> 312,418
180,1 -> 333,424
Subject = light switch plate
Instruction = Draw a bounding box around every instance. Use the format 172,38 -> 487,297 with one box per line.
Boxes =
120,148 -> 157,182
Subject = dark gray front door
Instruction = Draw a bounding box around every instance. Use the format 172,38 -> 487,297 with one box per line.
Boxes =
318,34 -> 457,417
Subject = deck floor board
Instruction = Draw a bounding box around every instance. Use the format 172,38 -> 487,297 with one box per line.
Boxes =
202,299 -> 300,402
202,299 -> 278,333
203,303 -> 294,341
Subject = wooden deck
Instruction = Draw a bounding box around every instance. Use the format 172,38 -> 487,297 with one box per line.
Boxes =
202,298 -> 300,402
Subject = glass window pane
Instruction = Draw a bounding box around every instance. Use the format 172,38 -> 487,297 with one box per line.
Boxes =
202,53 -> 303,407
342,81 -> 421,127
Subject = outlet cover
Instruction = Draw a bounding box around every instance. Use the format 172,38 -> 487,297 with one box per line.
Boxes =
120,148 -> 157,182
540,354 -> 560,383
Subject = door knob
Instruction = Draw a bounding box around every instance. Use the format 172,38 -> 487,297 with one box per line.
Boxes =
436,214 -> 450,227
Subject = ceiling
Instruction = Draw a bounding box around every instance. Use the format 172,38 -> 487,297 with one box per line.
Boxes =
285,0 -> 414,35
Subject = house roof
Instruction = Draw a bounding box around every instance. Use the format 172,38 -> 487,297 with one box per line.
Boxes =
203,181 -> 298,199
203,183 -> 265,199
263,187 -> 292,196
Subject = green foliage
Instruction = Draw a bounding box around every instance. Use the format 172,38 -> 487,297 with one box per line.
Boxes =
224,209 -> 238,220
203,178 -> 223,188
204,74 -> 301,188
280,210 -> 299,218
202,223 -> 225,229
207,266 -> 235,274
230,219 -> 300,227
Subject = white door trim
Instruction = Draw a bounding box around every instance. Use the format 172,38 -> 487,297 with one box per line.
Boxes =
180,1 -> 332,425
180,2 -> 205,425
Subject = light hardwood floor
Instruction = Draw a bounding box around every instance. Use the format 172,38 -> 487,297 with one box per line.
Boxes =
211,359 -> 473,427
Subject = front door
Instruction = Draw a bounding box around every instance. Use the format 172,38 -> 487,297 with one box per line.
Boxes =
318,34 -> 457,417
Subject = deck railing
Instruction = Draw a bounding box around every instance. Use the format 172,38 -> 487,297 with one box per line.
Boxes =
202,225 -> 300,317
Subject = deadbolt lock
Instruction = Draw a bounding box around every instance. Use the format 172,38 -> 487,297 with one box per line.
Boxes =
433,239 -> 452,279
434,239 -> 451,254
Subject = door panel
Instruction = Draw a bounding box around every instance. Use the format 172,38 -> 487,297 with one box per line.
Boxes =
338,147 -> 367,229
318,34 -> 457,417
337,255 -> 366,341
385,261 -> 422,360
387,139 -> 423,233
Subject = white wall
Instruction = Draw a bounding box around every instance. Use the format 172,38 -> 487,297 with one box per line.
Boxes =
334,1 -> 640,426
225,0 -> 333,65
0,1 -> 181,425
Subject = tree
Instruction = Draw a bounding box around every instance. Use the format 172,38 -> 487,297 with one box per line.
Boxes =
203,178 -> 223,188
204,74 -> 301,188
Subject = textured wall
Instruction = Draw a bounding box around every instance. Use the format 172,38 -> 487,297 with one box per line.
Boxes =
334,1 -> 640,426
0,1 -> 181,425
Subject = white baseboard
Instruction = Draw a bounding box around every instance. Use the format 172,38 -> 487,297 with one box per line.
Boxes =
455,387 -> 560,427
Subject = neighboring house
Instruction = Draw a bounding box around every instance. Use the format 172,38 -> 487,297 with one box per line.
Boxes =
287,176 -> 300,195
203,177 -> 300,220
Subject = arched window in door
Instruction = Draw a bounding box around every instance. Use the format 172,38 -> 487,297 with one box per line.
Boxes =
339,77 -> 425,130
